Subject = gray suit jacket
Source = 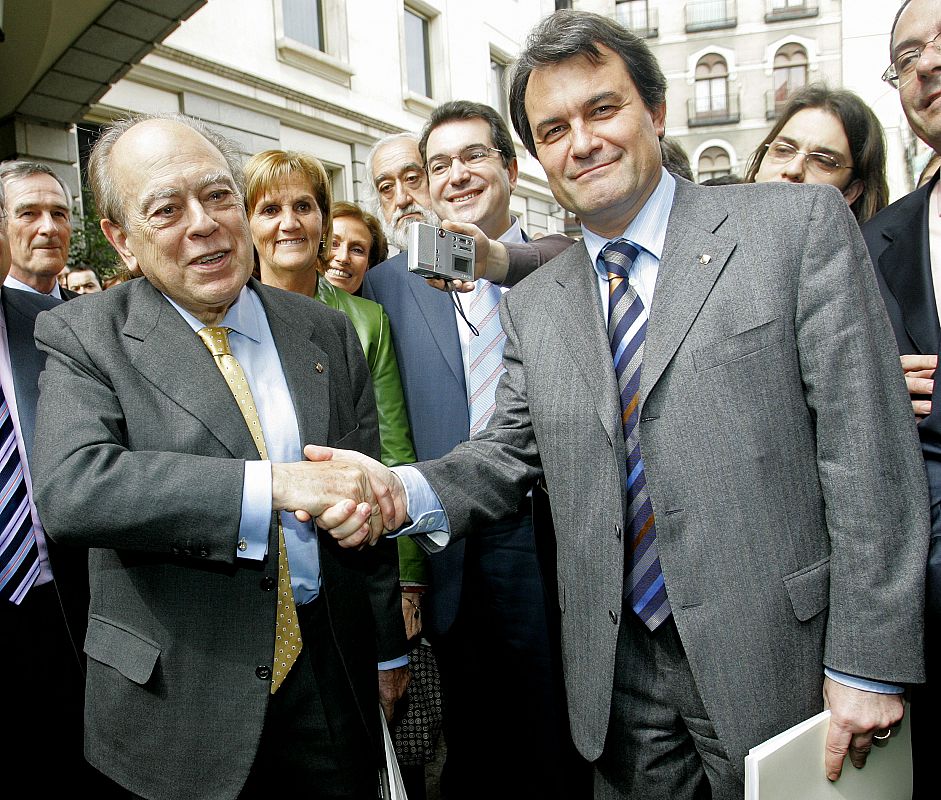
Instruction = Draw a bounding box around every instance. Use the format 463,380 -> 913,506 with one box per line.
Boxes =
416,178 -> 929,773
32,277 -> 404,799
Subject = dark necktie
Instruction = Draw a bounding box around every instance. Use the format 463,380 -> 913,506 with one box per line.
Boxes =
602,239 -> 671,631
0,383 -> 40,604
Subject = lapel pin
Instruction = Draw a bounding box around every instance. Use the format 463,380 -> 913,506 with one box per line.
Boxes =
699,254 -> 712,265
315,362 -> 324,373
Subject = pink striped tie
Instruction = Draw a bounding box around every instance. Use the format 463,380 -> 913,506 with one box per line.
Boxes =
467,279 -> 506,436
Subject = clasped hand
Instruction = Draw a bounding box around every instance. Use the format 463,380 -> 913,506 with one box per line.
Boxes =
272,446 -> 407,547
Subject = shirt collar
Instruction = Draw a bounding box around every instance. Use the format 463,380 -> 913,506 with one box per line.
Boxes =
499,217 -> 525,244
163,284 -> 262,343
583,168 -> 675,279
3,273 -> 63,299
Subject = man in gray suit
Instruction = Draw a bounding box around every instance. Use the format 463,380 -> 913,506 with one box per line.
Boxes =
31,114 -> 406,800
314,10 -> 929,800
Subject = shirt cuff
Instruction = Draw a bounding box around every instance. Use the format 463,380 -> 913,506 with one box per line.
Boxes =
390,465 -> 451,547
378,656 -> 409,670
824,668 -> 904,694
238,460 -> 271,561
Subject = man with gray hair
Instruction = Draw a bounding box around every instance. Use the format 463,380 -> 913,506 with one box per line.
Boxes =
0,160 -> 74,299
32,112 -> 405,799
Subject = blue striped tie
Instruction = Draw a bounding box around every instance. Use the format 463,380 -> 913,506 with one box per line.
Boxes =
603,239 -> 671,631
0,384 -> 40,605
467,279 -> 507,436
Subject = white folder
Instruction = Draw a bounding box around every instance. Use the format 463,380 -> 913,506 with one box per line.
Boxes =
744,704 -> 911,799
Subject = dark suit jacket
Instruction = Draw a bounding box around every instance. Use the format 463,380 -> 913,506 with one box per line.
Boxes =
2,286 -> 88,656
863,174 -> 941,616
31,277 -> 405,800
415,179 -> 928,774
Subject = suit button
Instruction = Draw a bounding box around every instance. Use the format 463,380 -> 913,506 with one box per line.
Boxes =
182,548 -> 192,557
199,548 -> 209,558
260,576 -> 275,591
171,546 -> 180,556
609,610 -> 619,624
615,524 -> 622,542
256,665 -> 271,680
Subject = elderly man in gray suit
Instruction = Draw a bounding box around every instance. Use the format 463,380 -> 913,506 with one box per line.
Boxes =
313,10 -> 930,800
31,114 -> 406,800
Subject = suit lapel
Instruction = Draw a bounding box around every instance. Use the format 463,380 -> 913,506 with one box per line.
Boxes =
407,274 -> 466,390
640,181 -> 734,405
122,280 -> 258,459
550,241 -> 623,447
256,282 -> 331,447
876,179 -> 938,354
2,289 -> 47,457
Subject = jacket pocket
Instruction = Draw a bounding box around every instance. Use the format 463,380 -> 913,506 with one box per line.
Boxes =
783,556 -> 830,621
84,614 -> 161,685
693,318 -> 784,372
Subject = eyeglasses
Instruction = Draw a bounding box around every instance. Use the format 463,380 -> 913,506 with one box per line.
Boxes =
426,146 -> 503,178
883,30 -> 941,89
763,141 -> 851,176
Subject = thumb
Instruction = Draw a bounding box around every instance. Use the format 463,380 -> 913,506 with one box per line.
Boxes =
303,444 -> 335,463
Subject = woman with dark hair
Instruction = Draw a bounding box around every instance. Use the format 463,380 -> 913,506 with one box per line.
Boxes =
744,84 -> 888,224
326,200 -> 388,295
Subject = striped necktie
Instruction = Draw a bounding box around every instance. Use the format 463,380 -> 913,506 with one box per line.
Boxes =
467,279 -> 507,436
0,383 -> 40,605
197,326 -> 302,693
602,239 -> 671,631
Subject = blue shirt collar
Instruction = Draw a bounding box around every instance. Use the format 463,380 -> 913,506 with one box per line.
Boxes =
583,168 -> 675,278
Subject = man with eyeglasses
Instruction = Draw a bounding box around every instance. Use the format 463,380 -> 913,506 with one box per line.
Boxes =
362,101 -> 587,799
863,2 -> 941,795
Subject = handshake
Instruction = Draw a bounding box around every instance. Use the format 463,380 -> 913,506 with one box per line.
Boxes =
271,445 -> 409,546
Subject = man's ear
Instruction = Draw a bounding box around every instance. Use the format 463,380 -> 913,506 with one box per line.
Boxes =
507,157 -> 519,193
842,178 -> 864,208
100,219 -> 139,274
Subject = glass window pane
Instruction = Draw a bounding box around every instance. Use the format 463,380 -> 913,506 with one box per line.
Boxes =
405,9 -> 431,97
490,60 -> 508,119
283,0 -> 323,51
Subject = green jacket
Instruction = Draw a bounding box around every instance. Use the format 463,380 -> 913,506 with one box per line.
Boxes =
315,278 -> 427,583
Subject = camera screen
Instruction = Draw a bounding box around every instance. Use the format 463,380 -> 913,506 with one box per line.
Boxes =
453,255 -> 471,277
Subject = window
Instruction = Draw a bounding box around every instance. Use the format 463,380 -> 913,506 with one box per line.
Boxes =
694,54 -> 728,118
275,0 -> 353,85
404,8 -> 432,98
767,0 -> 818,22
616,1 -> 657,37
282,0 -> 324,52
686,0 -> 737,32
490,58 -> 509,121
698,146 -> 731,182
772,44 -> 808,110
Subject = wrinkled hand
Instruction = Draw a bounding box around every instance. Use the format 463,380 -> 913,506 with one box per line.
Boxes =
425,219 -> 500,293
822,676 -> 904,781
901,353 -> 936,417
401,591 -> 423,639
378,665 -> 410,722
271,460 -> 375,542
303,445 -> 408,547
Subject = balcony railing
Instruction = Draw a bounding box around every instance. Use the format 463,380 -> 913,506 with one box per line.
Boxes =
765,1 -> 818,23
616,5 -> 659,39
688,92 -> 740,127
686,0 -> 737,32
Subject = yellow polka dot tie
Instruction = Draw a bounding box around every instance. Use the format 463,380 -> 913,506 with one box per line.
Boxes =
197,326 -> 302,694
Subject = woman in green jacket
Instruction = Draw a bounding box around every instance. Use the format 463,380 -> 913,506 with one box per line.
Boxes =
243,149 -> 427,626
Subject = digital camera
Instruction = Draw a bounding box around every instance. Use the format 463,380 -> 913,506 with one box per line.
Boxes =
406,222 -> 475,282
